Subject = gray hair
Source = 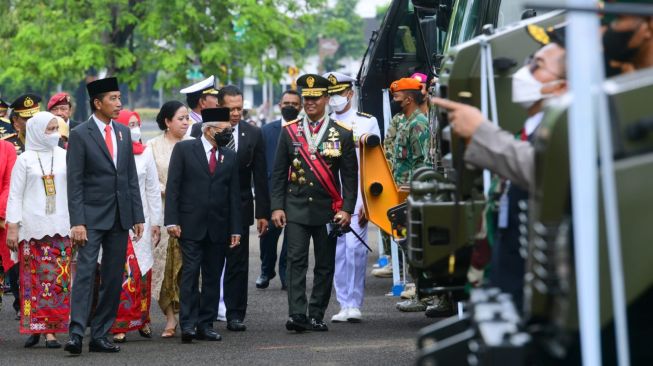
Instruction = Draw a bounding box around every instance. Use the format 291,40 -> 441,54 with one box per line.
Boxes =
201,122 -> 220,132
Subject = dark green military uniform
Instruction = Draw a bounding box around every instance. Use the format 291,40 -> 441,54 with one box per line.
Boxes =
270,111 -> 358,322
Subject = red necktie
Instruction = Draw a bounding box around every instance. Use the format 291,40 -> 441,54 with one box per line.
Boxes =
104,125 -> 114,159
209,147 -> 217,174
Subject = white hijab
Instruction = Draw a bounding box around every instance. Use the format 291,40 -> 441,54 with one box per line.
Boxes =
25,111 -> 57,152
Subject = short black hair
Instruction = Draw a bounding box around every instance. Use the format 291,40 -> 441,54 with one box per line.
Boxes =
156,100 -> 186,131
279,89 -> 301,104
89,92 -> 107,112
406,90 -> 424,105
186,93 -> 201,109
217,85 -> 243,105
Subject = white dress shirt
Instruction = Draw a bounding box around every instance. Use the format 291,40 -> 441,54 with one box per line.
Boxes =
93,114 -> 118,165
201,135 -> 220,163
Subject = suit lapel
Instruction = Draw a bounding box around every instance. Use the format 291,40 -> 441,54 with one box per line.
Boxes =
87,117 -> 115,168
192,139 -> 210,175
115,122 -> 127,170
237,121 -> 246,161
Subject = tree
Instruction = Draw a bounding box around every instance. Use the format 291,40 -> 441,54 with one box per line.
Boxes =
0,0 -> 326,98
301,0 -> 367,71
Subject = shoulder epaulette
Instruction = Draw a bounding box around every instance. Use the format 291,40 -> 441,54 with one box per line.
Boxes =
334,120 -> 352,131
356,111 -> 373,119
0,117 -> 9,124
282,118 -> 301,127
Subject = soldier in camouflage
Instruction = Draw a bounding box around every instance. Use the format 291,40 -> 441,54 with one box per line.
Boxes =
387,78 -> 431,186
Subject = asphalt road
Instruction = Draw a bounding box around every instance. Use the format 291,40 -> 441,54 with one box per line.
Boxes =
0,226 -> 435,366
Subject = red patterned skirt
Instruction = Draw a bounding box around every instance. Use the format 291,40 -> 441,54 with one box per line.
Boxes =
18,235 -> 74,334
111,237 -> 152,333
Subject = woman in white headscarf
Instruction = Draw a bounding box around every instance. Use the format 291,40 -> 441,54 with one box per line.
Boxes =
6,111 -> 73,349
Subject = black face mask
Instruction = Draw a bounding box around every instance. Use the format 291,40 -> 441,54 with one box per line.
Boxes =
281,106 -> 300,121
603,27 -> 639,64
213,130 -> 232,147
390,99 -> 404,116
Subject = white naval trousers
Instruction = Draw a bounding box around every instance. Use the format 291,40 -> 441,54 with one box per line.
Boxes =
334,215 -> 368,309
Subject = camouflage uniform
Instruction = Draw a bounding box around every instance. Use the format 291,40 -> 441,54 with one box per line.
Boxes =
388,110 -> 431,185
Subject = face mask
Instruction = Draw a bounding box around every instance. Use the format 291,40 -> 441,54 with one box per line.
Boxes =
603,27 -> 639,63
280,106 -> 300,122
130,127 -> 141,142
512,66 -> 548,109
390,99 -> 404,116
328,94 -> 349,113
213,130 -> 232,147
45,133 -> 61,148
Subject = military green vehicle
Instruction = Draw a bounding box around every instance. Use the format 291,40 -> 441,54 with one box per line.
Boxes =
357,0 -> 547,301
413,5 -> 653,366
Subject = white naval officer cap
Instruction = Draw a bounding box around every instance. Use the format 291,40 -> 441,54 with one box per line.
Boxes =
180,75 -> 219,96
322,71 -> 356,94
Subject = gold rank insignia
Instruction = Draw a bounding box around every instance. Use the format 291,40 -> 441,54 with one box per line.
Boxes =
24,97 -> 34,108
335,120 -> 352,131
328,74 -> 337,85
307,76 -> 315,88
527,24 -> 550,46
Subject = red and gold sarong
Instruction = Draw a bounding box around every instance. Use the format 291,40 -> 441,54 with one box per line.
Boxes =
111,237 -> 151,333
19,235 -> 73,334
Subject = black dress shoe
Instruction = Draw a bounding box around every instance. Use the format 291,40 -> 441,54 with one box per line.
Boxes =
24,334 -> 40,348
285,314 -> 310,332
88,337 -> 120,353
255,273 -> 273,289
181,330 -> 196,344
310,318 -> 329,332
196,328 -> 222,341
64,334 -> 82,355
226,319 -> 247,331
45,339 -> 62,349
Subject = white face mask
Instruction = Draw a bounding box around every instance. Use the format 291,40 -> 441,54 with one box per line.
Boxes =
45,133 -> 61,148
328,94 -> 349,113
130,127 -> 141,142
511,66 -> 548,109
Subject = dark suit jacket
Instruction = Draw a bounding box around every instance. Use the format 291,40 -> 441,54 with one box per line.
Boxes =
67,117 -> 145,231
69,119 -> 80,129
164,139 -> 241,242
261,119 -> 282,194
270,118 -> 358,226
191,121 -> 270,226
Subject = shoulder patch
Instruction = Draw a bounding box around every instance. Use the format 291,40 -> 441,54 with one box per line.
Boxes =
356,111 -> 373,119
334,120 -> 352,131
282,118 -> 301,127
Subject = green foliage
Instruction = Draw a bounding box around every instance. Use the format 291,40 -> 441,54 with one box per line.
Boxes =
0,0 -> 326,96
301,0 -> 366,65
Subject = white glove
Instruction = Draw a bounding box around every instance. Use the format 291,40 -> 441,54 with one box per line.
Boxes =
467,266 -> 484,287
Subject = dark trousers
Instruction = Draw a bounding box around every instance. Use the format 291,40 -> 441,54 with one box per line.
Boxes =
8,264 -> 19,312
285,222 -> 337,321
224,227 -> 249,321
180,234 -> 225,331
69,224 -> 128,340
259,224 -> 287,283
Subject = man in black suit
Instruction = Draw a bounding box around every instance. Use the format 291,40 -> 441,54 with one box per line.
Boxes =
65,77 -> 144,355
256,90 -> 303,290
218,86 -> 270,332
165,107 -> 241,343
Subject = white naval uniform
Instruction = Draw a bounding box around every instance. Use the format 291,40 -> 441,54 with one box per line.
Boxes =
332,108 -> 380,310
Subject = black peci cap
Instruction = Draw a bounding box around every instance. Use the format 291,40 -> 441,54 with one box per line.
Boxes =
201,107 -> 231,123
86,77 -> 120,98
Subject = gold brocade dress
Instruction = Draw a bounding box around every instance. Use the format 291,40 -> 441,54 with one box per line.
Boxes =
147,133 -> 192,313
